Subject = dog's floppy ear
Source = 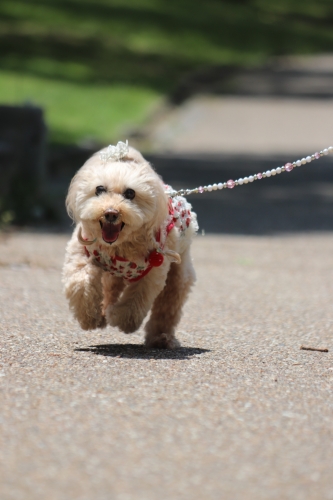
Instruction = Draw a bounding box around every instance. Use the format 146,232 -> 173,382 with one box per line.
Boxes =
66,173 -> 79,222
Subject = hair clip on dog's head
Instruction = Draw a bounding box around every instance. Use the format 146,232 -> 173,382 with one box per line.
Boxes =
99,140 -> 129,163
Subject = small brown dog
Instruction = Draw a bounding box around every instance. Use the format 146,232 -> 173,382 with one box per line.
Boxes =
63,142 -> 198,348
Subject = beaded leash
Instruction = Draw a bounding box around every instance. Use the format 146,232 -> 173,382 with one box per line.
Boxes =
100,141 -> 333,198
168,146 -> 333,198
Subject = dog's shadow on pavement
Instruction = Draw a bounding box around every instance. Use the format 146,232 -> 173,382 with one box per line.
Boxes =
75,343 -> 209,360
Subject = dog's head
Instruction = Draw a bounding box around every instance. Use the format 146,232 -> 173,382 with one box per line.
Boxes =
66,146 -> 169,246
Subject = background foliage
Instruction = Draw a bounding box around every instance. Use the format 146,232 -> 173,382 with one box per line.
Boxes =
1,0 -> 333,144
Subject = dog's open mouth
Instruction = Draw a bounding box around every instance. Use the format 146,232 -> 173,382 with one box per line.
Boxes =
100,221 -> 125,244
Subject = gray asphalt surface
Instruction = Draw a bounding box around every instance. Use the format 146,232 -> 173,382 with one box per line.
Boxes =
1,230 -> 333,500
2,54 -> 333,499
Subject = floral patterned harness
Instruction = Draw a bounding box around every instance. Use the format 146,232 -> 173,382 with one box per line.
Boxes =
84,194 -> 193,282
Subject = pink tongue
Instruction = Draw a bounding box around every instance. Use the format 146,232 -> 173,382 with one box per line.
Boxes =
102,222 -> 122,243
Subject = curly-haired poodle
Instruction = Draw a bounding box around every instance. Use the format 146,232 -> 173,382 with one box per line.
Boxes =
63,142 -> 198,349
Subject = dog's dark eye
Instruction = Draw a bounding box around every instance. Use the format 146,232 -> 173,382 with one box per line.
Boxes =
123,188 -> 135,200
95,186 -> 107,196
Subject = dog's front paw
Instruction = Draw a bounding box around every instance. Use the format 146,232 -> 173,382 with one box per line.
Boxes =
145,333 -> 180,349
78,314 -> 106,331
106,303 -> 144,333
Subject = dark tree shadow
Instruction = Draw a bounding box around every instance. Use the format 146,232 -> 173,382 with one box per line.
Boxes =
148,154 -> 333,235
50,151 -> 333,234
2,0 -> 333,92
75,343 -> 209,360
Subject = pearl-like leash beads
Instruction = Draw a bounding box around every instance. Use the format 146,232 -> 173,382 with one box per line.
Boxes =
169,147 -> 333,198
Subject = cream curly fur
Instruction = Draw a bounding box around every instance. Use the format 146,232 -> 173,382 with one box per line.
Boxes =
62,145 -> 197,349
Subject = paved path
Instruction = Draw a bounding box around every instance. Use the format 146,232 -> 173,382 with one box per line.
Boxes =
138,55 -> 333,156
148,96 -> 333,155
2,54 -> 333,500
1,231 -> 333,500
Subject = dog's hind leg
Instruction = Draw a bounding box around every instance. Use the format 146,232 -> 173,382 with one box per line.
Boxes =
144,247 -> 196,349
106,262 -> 170,334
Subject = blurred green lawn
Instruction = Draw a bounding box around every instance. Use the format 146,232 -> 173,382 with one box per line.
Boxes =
1,0 -> 332,144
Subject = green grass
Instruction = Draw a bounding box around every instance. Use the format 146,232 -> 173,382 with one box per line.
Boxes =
1,0 -> 333,144
0,70 -> 160,143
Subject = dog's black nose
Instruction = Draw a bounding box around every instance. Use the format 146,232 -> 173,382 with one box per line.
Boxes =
104,209 -> 119,223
